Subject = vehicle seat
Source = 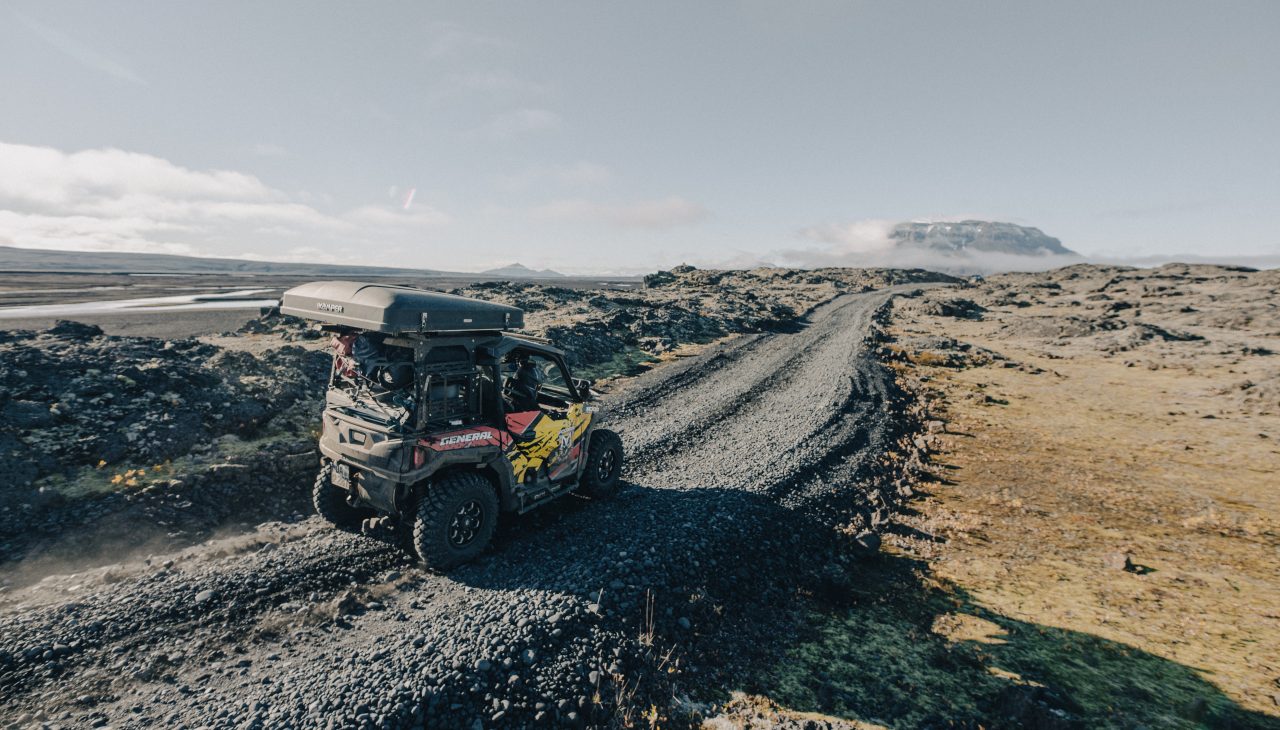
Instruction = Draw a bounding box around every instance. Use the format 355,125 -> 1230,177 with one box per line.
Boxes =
505,411 -> 543,442
478,370 -> 498,420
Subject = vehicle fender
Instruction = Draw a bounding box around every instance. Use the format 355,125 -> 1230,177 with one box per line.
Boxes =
356,470 -> 400,514
572,419 -> 602,482
407,452 -> 517,512
480,454 -> 519,511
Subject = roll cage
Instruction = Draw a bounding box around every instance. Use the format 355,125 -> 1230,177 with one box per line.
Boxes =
324,329 -> 583,436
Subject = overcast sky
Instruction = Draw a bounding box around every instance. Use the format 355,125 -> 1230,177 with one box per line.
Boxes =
1,1 -> 1277,273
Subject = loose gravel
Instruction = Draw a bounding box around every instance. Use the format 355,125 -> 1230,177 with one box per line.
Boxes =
0,286 -> 932,729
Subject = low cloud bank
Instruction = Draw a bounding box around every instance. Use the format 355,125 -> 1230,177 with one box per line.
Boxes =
0,141 -> 448,260
1092,253 -> 1280,270
776,245 -> 1083,275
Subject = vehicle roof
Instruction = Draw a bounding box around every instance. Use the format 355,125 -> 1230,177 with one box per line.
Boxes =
280,280 -> 524,334
496,333 -> 566,359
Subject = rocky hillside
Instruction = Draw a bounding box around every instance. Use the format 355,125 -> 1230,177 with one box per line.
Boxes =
0,321 -> 330,569
0,322 -> 326,490
453,265 -> 957,376
968,263 -> 1278,362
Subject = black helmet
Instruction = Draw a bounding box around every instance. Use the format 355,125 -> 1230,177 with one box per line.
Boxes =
378,362 -> 414,390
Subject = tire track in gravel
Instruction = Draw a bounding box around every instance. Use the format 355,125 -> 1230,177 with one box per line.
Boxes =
0,285 -> 928,729
622,295 -> 887,492
609,318 -> 827,454
614,337 -> 826,469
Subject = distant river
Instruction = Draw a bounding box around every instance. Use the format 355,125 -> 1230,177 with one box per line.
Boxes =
0,289 -> 280,318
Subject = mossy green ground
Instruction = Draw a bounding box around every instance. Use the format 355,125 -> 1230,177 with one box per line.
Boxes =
576,344 -> 662,381
35,427 -> 310,501
753,558 -> 1275,729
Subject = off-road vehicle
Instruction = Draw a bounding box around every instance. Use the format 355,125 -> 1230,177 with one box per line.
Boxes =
280,281 -> 623,569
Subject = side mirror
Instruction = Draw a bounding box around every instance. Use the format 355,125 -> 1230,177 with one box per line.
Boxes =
572,377 -> 595,401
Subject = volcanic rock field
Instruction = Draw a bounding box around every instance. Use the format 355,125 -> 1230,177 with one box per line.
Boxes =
1,263 -> 1275,729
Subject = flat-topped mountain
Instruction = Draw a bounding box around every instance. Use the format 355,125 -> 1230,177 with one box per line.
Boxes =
891,220 -> 1077,257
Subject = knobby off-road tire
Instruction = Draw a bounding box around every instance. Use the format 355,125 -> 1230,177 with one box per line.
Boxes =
579,429 -> 623,499
312,461 -> 365,530
412,472 -> 499,571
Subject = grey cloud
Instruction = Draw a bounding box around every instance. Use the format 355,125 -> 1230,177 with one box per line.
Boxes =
494,162 -> 614,192
424,21 -> 509,59
475,108 -> 562,139
533,197 -> 710,229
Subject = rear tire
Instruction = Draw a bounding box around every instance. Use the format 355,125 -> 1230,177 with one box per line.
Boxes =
579,429 -> 623,499
313,461 -> 365,530
411,472 -> 499,571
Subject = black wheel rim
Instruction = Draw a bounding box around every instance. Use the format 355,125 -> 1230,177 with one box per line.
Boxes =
598,448 -> 618,481
448,500 -> 484,547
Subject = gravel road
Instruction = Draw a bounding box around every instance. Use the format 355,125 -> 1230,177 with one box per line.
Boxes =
0,286 -> 923,729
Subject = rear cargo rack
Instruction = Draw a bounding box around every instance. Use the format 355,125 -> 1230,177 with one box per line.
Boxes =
418,365 -> 482,429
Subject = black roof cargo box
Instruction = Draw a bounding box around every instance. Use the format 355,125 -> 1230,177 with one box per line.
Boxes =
280,281 -> 524,334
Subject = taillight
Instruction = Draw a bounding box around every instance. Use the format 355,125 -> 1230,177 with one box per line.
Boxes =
413,445 -> 427,468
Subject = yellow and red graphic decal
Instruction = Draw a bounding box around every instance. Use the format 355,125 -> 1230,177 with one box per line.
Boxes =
415,405 -> 592,484
504,404 -> 592,483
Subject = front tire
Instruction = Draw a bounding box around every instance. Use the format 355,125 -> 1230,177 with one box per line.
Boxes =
313,461 -> 366,530
411,472 -> 499,571
579,429 -> 623,499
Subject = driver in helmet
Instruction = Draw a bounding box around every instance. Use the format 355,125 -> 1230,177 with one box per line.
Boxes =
504,353 -> 543,412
